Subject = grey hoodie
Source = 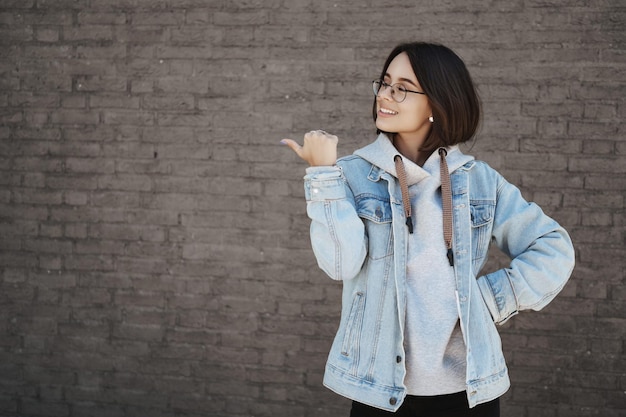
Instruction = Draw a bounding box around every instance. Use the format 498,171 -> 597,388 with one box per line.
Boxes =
356,135 -> 474,395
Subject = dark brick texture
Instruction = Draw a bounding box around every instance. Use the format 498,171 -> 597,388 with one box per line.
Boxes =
0,1 -> 624,416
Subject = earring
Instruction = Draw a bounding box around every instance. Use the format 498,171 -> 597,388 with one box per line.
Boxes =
428,116 -> 434,123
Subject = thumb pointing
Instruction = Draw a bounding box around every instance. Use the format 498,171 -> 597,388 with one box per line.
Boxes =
280,138 -> 302,157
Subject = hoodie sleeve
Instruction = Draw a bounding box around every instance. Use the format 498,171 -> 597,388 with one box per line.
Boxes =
477,173 -> 575,325
303,166 -> 367,281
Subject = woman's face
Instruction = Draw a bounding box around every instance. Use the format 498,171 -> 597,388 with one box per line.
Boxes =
375,52 -> 432,142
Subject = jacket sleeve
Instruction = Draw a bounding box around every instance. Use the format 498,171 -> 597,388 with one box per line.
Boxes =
303,165 -> 367,281
477,174 -> 575,325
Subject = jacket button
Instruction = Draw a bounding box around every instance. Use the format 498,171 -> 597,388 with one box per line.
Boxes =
396,355 -> 402,363
389,397 -> 397,406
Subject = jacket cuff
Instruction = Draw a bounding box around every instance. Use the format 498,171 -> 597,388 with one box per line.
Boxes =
304,166 -> 346,201
477,271 -> 519,325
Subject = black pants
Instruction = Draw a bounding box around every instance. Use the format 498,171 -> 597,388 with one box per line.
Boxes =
350,392 -> 500,417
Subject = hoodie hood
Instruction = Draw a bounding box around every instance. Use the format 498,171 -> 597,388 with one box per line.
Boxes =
353,133 -> 474,186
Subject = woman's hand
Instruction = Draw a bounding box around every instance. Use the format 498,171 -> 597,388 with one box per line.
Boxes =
281,130 -> 338,167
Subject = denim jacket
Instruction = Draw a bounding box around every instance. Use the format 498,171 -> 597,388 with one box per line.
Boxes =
302,135 -> 575,411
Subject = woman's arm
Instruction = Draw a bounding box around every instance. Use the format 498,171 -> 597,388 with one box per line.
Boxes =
477,175 -> 576,325
304,166 -> 368,281
282,131 -> 368,281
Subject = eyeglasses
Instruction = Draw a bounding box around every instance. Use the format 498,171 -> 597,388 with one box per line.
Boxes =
372,79 -> 426,103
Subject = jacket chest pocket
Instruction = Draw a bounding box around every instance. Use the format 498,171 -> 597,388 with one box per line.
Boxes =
355,194 -> 393,260
470,200 -> 495,263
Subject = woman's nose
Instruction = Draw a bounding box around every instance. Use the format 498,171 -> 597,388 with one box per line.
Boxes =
378,85 -> 394,101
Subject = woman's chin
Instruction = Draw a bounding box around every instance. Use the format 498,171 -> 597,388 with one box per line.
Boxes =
375,120 -> 391,133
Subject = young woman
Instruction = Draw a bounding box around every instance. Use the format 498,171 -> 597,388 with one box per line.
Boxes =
281,42 -> 575,417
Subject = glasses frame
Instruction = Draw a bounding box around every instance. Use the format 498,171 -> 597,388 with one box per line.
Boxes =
372,79 -> 426,103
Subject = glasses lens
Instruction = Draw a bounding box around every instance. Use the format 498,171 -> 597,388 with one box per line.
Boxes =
392,85 -> 406,103
373,80 -> 381,96
373,81 -> 406,102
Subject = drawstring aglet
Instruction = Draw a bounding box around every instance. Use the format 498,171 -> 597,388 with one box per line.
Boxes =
406,216 -> 413,234
447,248 -> 454,266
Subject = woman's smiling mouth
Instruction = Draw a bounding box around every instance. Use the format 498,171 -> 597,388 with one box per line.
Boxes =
379,107 -> 398,115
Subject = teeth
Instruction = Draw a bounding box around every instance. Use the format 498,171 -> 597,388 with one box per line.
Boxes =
380,108 -> 397,115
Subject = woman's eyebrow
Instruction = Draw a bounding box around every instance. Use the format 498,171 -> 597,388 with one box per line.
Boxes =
384,73 -> 419,88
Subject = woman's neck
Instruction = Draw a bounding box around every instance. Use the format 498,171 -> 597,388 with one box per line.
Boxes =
392,134 -> 431,166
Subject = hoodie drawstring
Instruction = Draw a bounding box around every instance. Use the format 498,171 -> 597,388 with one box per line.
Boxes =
438,148 -> 454,266
394,149 -> 454,266
394,155 -> 413,234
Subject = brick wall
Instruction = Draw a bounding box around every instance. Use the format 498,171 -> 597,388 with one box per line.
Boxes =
0,1 -> 624,416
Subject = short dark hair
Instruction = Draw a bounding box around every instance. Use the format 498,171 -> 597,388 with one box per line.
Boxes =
373,42 -> 481,152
